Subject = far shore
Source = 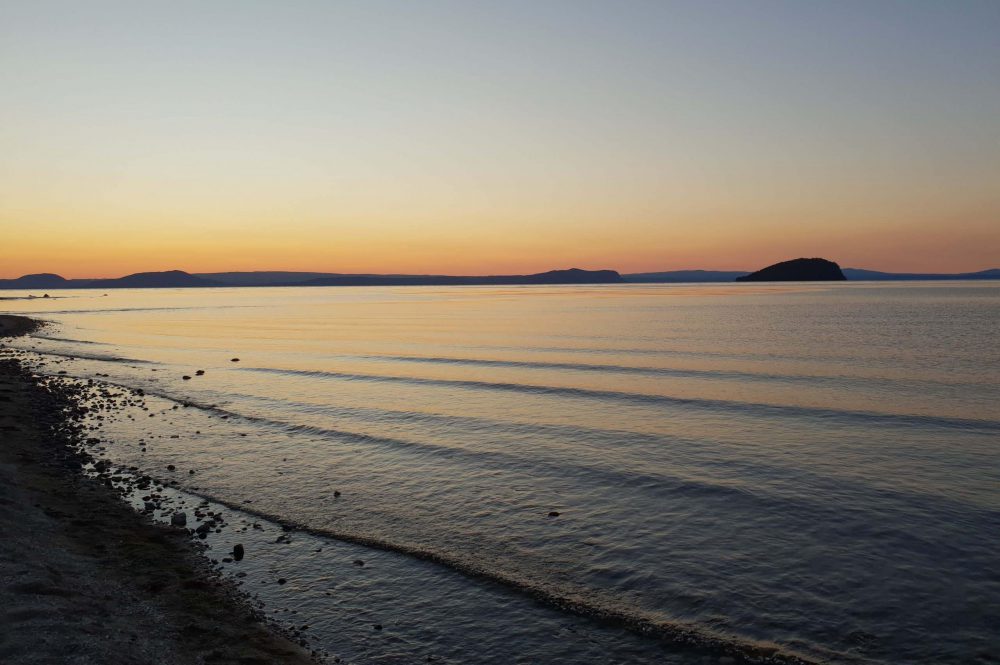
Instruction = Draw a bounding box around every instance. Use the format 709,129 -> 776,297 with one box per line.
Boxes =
0,315 -> 317,664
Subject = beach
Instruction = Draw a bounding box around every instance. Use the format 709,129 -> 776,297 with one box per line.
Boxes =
0,315 -> 315,664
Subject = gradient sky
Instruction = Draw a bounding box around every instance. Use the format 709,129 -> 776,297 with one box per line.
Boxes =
2,1 -> 998,277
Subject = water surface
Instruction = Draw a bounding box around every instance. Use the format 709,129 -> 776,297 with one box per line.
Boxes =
5,282 -> 999,664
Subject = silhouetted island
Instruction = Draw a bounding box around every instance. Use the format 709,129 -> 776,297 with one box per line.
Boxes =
0,268 -> 621,289
4,273 -> 70,289
736,258 -> 847,282
624,269 -> 750,283
7,264 -> 1000,289
840,267 -> 1000,281
85,270 -> 223,289
0,270 -> 219,289
299,268 -> 622,287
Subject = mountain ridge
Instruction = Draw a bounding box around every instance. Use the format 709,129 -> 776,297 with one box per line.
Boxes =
0,268 -> 621,289
2,266 -> 999,289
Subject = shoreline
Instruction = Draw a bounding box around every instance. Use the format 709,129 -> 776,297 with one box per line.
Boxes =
0,314 -> 44,337
0,316 -> 317,664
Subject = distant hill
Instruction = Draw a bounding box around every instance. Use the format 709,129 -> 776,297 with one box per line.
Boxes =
844,268 -> 1000,281
0,268 -> 620,289
0,273 -> 69,288
85,271 -> 220,288
196,271 -> 338,286
736,258 -> 846,282
0,270 -> 219,289
624,270 -> 749,282
3,266 -> 998,289
302,268 -> 623,287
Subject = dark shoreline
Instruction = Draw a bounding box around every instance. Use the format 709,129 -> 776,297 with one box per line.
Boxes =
0,314 -> 44,337
0,316 -> 316,664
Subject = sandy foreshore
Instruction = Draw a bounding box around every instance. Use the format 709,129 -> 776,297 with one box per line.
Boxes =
0,315 -> 315,664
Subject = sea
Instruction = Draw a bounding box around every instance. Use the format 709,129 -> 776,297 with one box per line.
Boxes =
3,281 -> 998,664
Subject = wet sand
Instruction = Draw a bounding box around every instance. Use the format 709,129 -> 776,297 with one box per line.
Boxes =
0,315 -> 315,664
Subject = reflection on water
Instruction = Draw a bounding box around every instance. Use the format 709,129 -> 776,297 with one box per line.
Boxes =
5,282 -> 1000,664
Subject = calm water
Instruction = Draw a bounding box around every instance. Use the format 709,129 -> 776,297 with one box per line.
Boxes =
4,282 -> 999,664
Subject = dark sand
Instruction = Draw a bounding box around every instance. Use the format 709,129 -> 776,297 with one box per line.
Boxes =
0,315 -> 315,664
0,314 -> 43,337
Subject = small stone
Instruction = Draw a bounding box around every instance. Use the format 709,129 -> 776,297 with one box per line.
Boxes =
167,464 -> 175,471
144,501 -> 156,511
231,358 -> 240,362
548,511 -> 560,517
233,544 -> 245,561
373,624 -> 382,631
171,512 -> 187,527
333,490 -> 341,498
277,578 -> 287,585
353,560 -> 365,567
182,375 -> 192,380
195,370 -> 205,376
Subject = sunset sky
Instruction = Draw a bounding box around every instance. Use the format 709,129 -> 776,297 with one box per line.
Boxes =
2,1 -> 998,278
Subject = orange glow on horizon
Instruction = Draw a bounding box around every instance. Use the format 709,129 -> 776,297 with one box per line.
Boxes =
3,3 -> 998,279
3,205 -> 997,279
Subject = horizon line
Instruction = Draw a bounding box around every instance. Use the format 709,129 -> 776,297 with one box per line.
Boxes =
4,263 -> 1000,282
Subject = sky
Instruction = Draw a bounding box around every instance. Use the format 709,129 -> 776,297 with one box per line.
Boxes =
2,0 -> 998,278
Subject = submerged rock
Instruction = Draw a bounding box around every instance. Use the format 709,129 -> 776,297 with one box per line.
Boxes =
170,512 -> 187,527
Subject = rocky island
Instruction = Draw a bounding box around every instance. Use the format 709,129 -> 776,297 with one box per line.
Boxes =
736,258 -> 847,282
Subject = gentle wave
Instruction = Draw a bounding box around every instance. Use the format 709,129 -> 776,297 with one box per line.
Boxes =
74,374 -> 1000,523
246,366 -> 1000,432
349,352 -> 972,391
32,348 -> 155,364
146,477 -> 818,665
455,341 -> 907,367
40,305 -> 258,314
34,335 -> 114,346
53,370 -> 819,663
